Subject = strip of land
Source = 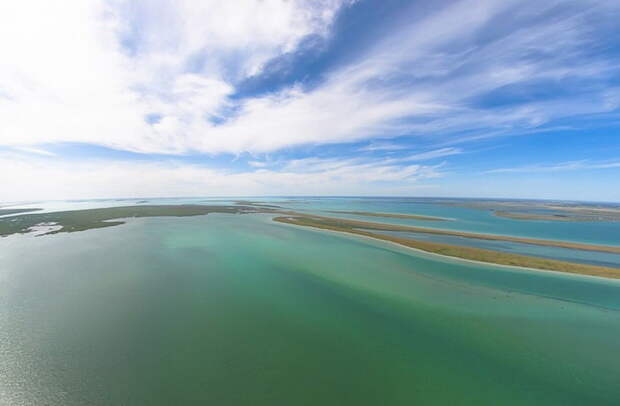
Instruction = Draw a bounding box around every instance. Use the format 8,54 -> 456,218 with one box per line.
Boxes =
3,204 -> 619,279
234,200 -> 283,209
273,213 -> 620,254
444,200 -> 620,222
0,208 -> 43,216
326,210 -> 448,221
494,211 -> 577,221
273,214 -> 620,279
0,205 -> 260,237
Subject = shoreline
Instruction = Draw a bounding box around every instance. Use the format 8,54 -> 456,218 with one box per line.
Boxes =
269,214 -> 620,284
493,210 -> 618,222
273,215 -> 620,279
272,213 -> 620,254
3,204 -> 619,279
325,210 -> 449,221
0,205 -> 262,237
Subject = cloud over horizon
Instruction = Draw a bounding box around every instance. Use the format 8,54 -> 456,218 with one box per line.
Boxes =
1,1 -> 620,201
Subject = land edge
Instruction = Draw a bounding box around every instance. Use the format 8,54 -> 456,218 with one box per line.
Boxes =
325,210 -> 450,221
2,204 -> 619,279
274,212 -> 620,254
493,210 -> 618,222
0,205 -> 262,237
271,215 -> 620,284
272,215 -> 620,279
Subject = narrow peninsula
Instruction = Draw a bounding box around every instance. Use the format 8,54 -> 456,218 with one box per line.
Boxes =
273,213 -> 620,279
326,210 -> 449,221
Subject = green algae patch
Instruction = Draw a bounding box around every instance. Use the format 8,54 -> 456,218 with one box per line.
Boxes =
0,205 -> 260,237
274,214 -> 620,279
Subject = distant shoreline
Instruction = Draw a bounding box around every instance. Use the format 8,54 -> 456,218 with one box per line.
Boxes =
0,205 -> 262,237
325,210 -> 450,221
0,208 -> 43,216
2,203 -> 619,279
494,210 -> 620,222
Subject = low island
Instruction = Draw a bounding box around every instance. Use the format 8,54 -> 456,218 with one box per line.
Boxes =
273,213 -> 620,279
326,210 -> 449,221
0,205 -> 262,237
2,204 -> 619,279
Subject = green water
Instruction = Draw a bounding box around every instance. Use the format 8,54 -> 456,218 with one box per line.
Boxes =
1,213 -> 620,405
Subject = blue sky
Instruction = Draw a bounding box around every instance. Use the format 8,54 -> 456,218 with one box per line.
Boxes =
1,0 -> 619,201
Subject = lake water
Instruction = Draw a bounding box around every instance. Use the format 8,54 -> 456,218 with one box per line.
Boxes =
1,198 -> 619,405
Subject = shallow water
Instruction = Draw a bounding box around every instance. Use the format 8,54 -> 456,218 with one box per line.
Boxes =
370,229 -> 620,268
5,196 -> 620,246
274,197 -> 620,246
1,211 -> 619,405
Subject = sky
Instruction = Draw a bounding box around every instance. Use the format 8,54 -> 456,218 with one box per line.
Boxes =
1,0 -> 620,202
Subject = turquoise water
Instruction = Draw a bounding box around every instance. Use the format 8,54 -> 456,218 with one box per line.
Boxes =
265,197 -> 620,246
1,209 -> 620,405
370,229 -> 620,268
5,196 -> 620,246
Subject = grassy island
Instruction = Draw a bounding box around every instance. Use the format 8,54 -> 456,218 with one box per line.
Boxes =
233,200 -> 283,209
494,210 -> 620,222
0,205 -> 260,237
444,200 -> 620,222
273,214 -> 620,279
326,210 -> 448,221
493,211 -> 575,221
3,205 -> 619,279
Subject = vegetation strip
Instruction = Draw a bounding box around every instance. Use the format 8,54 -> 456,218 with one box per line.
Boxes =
233,200 -> 283,208
273,214 -> 620,279
326,210 -> 448,221
494,210 -> 620,222
3,205 -> 619,278
0,205 -> 261,237
274,213 -> 620,254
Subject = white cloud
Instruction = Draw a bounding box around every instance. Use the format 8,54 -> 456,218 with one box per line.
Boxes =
0,0 -> 351,153
0,0 -> 618,157
247,160 -> 269,168
358,141 -> 409,152
485,160 -> 620,174
12,146 -> 55,156
0,154 -> 443,201
389,148 -> 463,163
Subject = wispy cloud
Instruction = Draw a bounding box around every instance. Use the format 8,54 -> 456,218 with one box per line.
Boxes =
1,1 -> 619,155
12,146 -> 55,156
0,154 -> 442,200
1,1 -> 619,201
486,160 -> 620,174
358,141 -> 409,152
390,148 -> 463,163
